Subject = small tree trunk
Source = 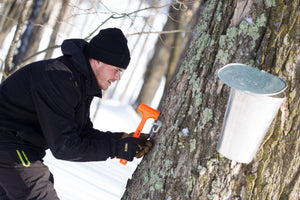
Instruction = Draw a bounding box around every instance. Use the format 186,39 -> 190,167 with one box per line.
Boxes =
13,0 -> 54,68
44,0 -> 70,60
3,0 -> 33,80
0,0 -> 23,47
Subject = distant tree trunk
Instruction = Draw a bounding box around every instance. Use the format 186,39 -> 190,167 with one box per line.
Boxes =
107,0 -> 151,101
0,0 -> 23,47
3,0 -> 33,79
12,0 -> 54,68
44,0 -> 70,60
133,0 -> 201,108
122,0 -> 299,199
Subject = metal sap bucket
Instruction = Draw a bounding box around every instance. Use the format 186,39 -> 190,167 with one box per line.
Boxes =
217,63 -> 287,163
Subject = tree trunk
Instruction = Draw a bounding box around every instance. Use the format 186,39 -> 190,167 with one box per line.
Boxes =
133,0 -> 202,108
3,0 -> 33,79
44,0 -> 70,60
0,0 -> 23,47
12,0 -> 54,68
122,0 -> 299,199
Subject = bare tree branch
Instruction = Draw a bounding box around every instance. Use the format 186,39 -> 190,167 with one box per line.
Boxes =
126,29 -> 193,37
18,44 -> 61,68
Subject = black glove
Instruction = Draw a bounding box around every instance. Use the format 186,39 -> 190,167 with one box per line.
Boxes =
115,133 -> 153,161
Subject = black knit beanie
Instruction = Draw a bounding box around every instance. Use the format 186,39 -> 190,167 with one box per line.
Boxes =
85,28 -> 130,69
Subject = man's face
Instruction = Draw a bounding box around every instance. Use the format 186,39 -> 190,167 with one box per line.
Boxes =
90,60 -> 124,90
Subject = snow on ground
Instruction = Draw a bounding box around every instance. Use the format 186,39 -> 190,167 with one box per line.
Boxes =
44,100 -> 154,200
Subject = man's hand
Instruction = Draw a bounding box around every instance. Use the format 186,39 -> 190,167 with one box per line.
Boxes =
115,133 -> 153,161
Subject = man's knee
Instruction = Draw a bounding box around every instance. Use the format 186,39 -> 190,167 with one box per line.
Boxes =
0,159 -> 59,200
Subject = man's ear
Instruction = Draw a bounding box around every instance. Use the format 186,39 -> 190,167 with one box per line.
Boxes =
89,58 -> 97,68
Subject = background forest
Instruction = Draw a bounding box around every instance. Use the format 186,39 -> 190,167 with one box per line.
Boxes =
0,0 -> 194,199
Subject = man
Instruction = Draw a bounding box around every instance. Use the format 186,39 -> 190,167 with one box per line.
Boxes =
0,28 -> 153,199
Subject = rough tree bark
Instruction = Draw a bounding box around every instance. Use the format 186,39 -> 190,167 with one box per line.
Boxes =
122,0 -> 299,199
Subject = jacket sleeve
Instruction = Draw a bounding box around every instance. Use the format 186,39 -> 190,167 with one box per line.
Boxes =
30,61 -> 121,161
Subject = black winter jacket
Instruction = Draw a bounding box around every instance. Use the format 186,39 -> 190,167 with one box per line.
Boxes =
0,39 -> 122,161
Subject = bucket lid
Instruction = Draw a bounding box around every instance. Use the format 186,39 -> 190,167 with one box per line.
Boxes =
218,63 -> 287,95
